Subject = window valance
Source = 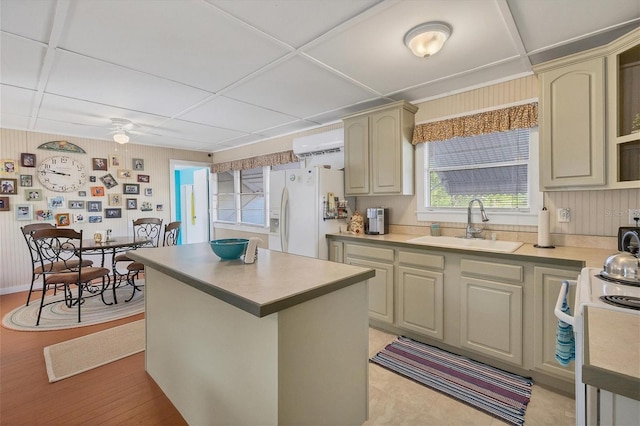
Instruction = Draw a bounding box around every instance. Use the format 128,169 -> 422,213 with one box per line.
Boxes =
211,150 -> 298,173
412,102 -> 538,144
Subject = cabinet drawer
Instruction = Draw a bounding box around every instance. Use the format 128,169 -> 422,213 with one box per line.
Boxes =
460,259 -> 523,283
345,244 -> 394,262
398,250 -> 444,270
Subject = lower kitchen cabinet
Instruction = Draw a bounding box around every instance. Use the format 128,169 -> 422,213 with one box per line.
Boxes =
459,259 -> 524,366
328,240 -> 343,263
533,266 -> 580,381
345,243 -> 394,324
397,266 -> 444,340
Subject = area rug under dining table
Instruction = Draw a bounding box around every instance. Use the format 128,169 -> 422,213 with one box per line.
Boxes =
370,336 -> 534,426
2,284 -> 144,331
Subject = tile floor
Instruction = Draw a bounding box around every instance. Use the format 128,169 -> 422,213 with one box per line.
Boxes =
365,328 -> 576,425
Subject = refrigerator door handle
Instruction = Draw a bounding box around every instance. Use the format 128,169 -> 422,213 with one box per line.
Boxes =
281,186 -> 289,253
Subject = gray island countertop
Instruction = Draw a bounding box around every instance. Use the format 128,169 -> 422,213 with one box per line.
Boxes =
127,242 -> 375,317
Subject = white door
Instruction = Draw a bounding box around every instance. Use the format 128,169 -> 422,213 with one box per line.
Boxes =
181,168 -> 210,244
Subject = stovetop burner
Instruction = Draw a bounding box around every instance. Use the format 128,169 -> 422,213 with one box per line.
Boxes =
596,273 -> 640,287
599,295 -> 640,310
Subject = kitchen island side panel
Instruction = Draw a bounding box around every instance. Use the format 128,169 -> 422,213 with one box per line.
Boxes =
144,267 -> 369,425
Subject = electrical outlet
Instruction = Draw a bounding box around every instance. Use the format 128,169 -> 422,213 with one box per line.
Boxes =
629,208 -> 640,225
558,208 -> 570,223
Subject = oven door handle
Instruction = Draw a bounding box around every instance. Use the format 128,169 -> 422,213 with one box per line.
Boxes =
554,279 -> 576,326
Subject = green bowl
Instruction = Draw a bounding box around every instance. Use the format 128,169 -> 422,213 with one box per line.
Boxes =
209,238 -> 249,260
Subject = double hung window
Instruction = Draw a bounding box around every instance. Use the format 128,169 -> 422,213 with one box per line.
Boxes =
214,167 -> 267,226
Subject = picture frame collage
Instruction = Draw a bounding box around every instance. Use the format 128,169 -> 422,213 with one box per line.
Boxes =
4,150 -> 159,223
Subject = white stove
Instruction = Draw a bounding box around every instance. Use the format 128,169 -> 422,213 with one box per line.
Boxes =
555,267 -> 640,425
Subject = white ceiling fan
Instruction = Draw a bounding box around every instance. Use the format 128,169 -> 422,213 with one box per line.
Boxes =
110,118 -> 133,144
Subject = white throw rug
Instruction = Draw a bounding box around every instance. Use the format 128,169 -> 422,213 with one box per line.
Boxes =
44,320 -> 145,382
2,284 -> 144,331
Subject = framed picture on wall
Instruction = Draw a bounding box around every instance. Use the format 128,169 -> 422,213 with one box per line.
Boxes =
25,189 -> 42,201
72,213 -> 86,223
89,215 -> 102,223
144,188 -> 153,196
123,183 -> 140,194
137,174 -> 150,183
20,175 -> 33,187
36,210 -> 53,221
78,190 -> 87,197
47,196 -> 65,209
20,153 -> 36,167
93,158 -> 108,171
2,160 -> 17,174
110,155 -> 121,168
0,196 -> 9,211
132,158 -> 144,170
117,169 -> 133,179
105,208 -> 122,218
16,204 -> 33,221
108,193 -> 122,206
55,213 -> 71,226
87,201 -> 102,212
0,178 -> 17,194
100,173 -> 118,189
126,198 -> 137,210
90,186 -> 105,196
68,200 -> 85,209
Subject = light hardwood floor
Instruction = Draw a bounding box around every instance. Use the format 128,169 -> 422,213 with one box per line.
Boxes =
1,290 -> 576,425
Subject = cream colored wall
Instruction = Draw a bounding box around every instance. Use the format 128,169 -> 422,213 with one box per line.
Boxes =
0,128 -> 210,293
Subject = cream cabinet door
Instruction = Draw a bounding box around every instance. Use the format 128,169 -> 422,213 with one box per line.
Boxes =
460,277 -> 523,365
344,115 -> 370,195
539,56 -> 606,188
533,266 -> 579,381
346,257 -> 393,324
328,240 -> 344,263
370,108 -> 402,194
397,266 -> 444,340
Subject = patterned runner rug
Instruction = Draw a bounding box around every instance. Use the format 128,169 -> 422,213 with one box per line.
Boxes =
370,336 -> 533,426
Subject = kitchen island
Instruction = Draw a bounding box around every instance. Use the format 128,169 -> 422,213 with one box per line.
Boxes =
127,243 -> 375,426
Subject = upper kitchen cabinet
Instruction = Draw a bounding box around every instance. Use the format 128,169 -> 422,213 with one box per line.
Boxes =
536,55 -> 606,190
535,28 -> 639,191
607,29 -> 640,188
343,101 -> 418,196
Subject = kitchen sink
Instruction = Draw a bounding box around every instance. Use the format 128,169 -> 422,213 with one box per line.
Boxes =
406,236 -> 523,253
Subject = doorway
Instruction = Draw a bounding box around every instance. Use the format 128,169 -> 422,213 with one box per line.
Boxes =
169,160 -> 212,244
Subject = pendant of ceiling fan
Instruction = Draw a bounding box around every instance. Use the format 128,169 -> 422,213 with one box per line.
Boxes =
110,118 -> 132,144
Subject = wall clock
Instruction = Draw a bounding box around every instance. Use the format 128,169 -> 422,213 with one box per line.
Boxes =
37,156 -> 87,192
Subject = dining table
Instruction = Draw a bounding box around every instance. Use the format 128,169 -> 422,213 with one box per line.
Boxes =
80,236 -> 151,304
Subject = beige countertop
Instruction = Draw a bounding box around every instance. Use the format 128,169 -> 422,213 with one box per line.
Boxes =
128,243 -> 375,317
327,232 -> 614,268
583,306 -> 640,400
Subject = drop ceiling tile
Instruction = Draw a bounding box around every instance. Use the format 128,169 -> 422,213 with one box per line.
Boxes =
32,117 -> 112,141
224,56 -> 376,118
507,0 -> 640,52
208,0 -> 381,48
257,119 -> 323,138
0,0 -> 57,43
0,34 -> 46,90
155,119 -> 247,144
58,0 -> 290,92
306,98 -> 392,123
180,96 -> 298,133
1,113 -> 31,130
46,51 -> 212,117
304,0 -> 520,95
0,85 -> 37,117
38,94 -> 168,138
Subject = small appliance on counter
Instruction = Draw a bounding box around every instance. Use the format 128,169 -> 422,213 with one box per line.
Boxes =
365,208 -> 389,235
618,226 -> 640,253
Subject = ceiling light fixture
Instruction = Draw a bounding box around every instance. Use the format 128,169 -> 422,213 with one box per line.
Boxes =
113,130 -> 129,144
404,22 -> 452,58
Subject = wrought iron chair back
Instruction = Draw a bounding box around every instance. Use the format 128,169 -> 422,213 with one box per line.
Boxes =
163,221 -> 181,246
31,228 -> 109,325
132,218 -> 163,247
21,223 -> 56,305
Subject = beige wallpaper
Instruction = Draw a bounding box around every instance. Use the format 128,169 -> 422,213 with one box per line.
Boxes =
0,128 -> 210,293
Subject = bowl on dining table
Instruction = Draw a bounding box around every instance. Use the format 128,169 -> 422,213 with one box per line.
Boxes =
209,238 -> 249,260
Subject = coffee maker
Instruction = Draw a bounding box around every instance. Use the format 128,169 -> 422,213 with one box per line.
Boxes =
366,208 -> 389,235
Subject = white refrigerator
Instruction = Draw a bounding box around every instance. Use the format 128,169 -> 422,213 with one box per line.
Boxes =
269,167 -> 345,260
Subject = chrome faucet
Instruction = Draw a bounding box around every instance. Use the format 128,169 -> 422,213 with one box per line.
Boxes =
466,199 -> 489,239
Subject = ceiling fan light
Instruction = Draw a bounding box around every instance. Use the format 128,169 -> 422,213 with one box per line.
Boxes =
113,131 -> 129,144
404,22 -> 451,58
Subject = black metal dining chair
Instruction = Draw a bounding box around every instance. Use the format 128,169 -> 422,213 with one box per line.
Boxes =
21,223 -> 93,306
163,221 -> 181,246
114,218 -> 163,302
31,228 -> 110,325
